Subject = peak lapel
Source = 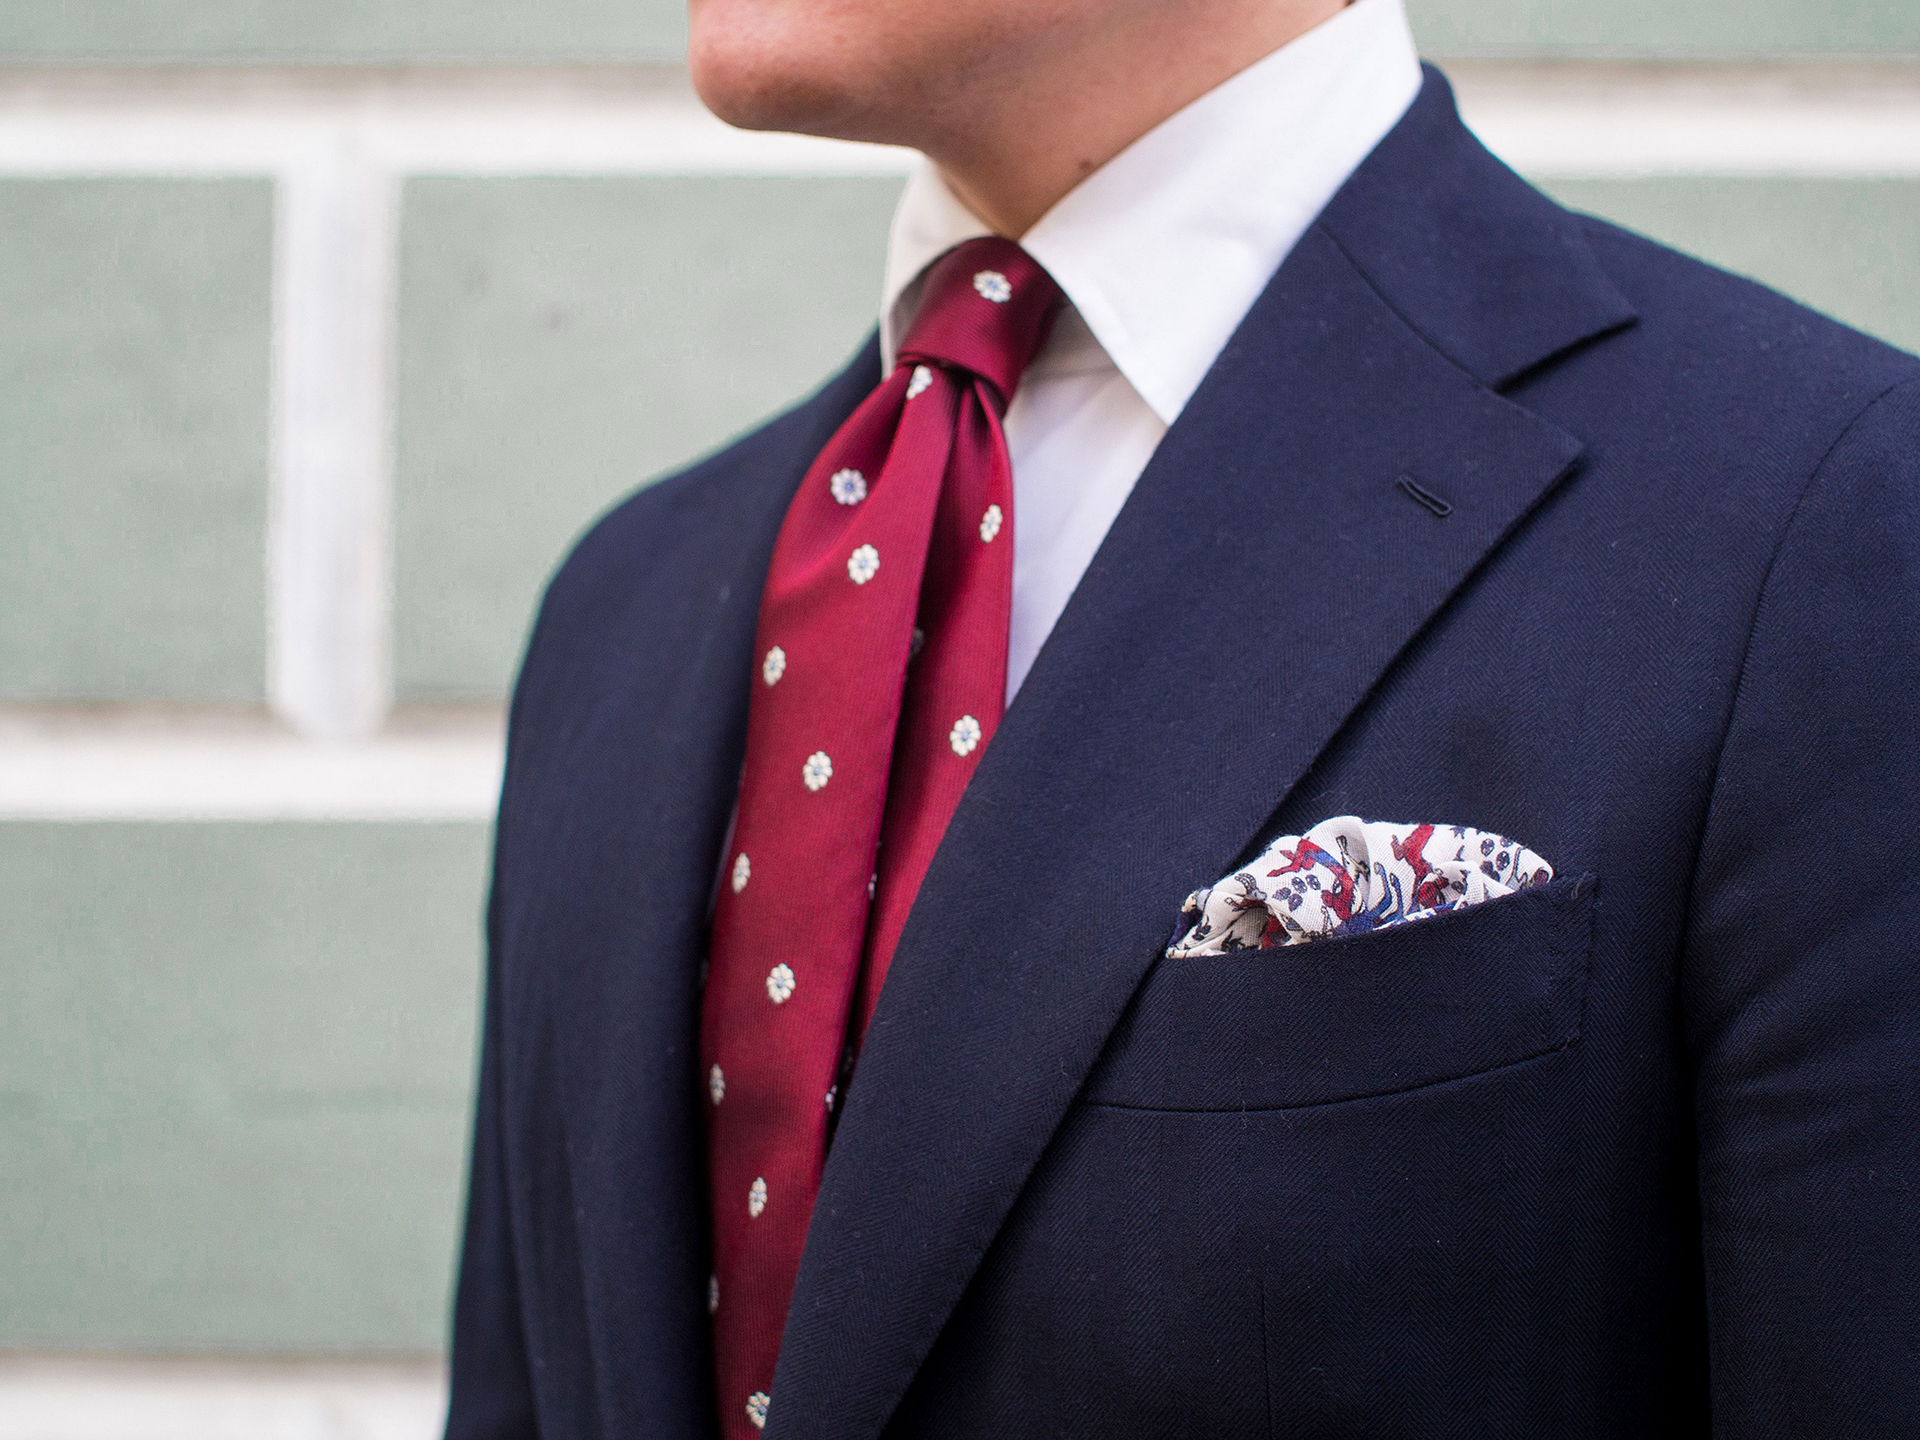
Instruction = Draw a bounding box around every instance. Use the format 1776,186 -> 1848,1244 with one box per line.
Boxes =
765,72 -> 1635,1440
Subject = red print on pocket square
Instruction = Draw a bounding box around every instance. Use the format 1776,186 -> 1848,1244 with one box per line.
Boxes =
1168,817 -> 1554,956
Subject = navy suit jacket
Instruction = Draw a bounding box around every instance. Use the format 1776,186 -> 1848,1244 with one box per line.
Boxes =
447,70 -> 1920,1438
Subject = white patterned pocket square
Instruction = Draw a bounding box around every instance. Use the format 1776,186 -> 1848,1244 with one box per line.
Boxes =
1168,816 -> 1553,957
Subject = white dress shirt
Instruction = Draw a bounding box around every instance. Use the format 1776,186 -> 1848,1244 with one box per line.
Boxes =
880,0 -> 1423,701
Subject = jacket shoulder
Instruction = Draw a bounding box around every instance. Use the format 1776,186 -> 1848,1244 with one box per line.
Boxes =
521,337 -> 881,679
1572,210 -> 1920,406
1503,203 -> 1920,543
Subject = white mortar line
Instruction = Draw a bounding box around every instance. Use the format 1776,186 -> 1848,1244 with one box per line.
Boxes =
0,103 -> 919,177
0,1355 -> 446,1440
266,144 -> 397,744
1462,101 -> 1920,177
0,80 -> 1916,177
268,143 -> 400,740
0,722 -> 504,820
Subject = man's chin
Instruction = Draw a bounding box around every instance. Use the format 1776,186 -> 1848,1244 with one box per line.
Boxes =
691,72 -> 842,137
687,27 -> 867,138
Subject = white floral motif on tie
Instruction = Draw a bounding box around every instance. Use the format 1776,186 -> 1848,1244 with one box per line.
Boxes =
847,544 -> 879,585
906,364 -> 934,400
973,270 -> 1012,303
979,504 -> 1003,543
803,750 -> 833,791
949,715 -> 982,757
761,645 -> 786,686
829,468 -> 867,505
708,1063 -> 725,1105
746,1392 -> 770,1429
730,852 -> 750,893
766,963 -> 796,1003
748,1177 -> 768,1217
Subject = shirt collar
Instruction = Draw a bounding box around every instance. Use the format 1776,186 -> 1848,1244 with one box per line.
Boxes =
880,0 -> 1423,425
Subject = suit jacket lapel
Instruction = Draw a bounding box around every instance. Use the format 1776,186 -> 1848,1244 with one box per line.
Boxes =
494,341 -> 879,1431
765,71 -> 1634,1440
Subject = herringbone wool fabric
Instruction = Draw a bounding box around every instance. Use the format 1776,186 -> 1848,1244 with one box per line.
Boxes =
700,237 -> 1063,1437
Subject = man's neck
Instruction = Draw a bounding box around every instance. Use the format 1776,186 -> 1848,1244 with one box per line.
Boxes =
927,0 -> 1349,236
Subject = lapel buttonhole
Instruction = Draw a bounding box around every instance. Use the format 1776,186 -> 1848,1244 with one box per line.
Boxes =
1396,474 -> 1453,518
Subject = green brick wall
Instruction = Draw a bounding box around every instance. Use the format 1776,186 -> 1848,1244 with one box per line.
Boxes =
1410,0 -> 1920,57
0,179 -> 272,702
2,0 -> 1913,60
1,822 -> 488,1350
0,0 -> 685,62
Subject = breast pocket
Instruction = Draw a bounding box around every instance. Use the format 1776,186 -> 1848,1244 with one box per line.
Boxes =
1082,874 -> 1597,1111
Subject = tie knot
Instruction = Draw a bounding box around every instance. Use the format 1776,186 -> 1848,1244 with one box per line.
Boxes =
896,237 -> 1065,405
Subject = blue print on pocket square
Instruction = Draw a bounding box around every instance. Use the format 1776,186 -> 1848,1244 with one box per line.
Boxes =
1168,816 -> 1553,956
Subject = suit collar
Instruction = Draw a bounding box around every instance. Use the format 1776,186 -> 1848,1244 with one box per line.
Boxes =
766,70 -> 1628,1440
1319,65 -> 1637,390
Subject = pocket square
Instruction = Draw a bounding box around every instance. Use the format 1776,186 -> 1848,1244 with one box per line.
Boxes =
1168,816 -> 1553,956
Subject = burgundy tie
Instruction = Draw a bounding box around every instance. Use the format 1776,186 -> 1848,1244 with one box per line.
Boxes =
701,237 -> 1063,1435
